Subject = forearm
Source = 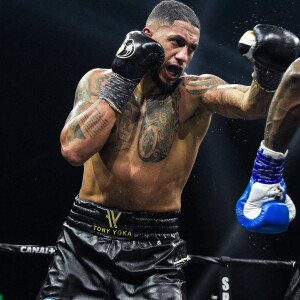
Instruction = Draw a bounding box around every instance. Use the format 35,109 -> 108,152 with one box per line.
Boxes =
241,79 -> 275,119
264,59 -> 300,152
60,99 -> 117,166
203,78 -> 274,119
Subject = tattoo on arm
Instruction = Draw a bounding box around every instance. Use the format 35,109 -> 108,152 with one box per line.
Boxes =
66,72 -> 110,124
64,71 -> 112,142
67,123 -> 86,142
80,107 -> 109,138
218,85 -> 250,104
185,74 -> 271,118
185,75 -> 227,95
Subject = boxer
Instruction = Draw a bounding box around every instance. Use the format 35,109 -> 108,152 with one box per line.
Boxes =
37,1 -> 300,299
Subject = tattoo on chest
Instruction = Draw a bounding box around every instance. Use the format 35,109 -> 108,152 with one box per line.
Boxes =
101,89 -> 181,163
101,97 -> 139,152
138,89 -> 180,163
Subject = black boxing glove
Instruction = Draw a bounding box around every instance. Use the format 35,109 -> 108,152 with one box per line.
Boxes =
238,24 -> 300,91
99,31 -> 165,114
112,31 -> 165,80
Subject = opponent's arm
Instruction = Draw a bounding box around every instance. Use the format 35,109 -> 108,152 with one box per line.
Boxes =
235,60 -> 300,234
264,58 -> 300,152
187,25 -> 300,119
60,31 -> 165,166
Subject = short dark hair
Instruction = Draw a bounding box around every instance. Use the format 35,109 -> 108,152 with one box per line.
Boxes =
146,0 -> 200,30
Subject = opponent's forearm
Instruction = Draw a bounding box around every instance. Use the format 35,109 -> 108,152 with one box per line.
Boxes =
264,59 -> 300,152
60,99 -> 117,166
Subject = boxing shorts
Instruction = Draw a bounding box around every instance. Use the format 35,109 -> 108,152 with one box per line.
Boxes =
36,196 -> 188,300
284,258 -> 300,300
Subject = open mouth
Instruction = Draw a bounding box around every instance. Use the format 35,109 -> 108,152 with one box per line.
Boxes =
165,65 -> 182,80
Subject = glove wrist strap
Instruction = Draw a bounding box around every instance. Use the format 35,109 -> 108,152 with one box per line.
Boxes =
252,141 -> 286,184
99,73 -> 138,114
253,65 -> 283,92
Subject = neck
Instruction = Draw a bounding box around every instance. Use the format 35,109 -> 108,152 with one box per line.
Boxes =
135,73 -> 178,106
137,74 -> 163,100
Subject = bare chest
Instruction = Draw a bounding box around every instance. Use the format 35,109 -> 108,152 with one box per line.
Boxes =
100,91 -> 182,163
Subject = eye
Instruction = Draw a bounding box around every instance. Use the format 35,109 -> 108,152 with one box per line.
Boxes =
172,38 -> 184,47
188,47 -> 195,54
188,45 -> 197,54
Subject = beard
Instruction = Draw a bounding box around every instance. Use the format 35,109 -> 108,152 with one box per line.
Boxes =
150,68 -> 181,94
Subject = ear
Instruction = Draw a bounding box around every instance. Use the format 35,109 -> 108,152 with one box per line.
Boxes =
142,27 -> 153,37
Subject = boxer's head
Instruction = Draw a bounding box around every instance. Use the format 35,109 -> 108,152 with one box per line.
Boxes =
143,1 -> 200,91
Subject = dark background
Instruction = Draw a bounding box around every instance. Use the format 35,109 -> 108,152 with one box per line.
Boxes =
1,0 -> 300,299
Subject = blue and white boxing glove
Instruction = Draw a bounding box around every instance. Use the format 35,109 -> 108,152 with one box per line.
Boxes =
236,141 -> 296,233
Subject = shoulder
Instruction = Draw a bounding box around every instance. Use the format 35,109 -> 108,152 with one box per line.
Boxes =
75,68 -> 113,99
72,68 -> 112,106
78,68 -> 112,89
84,68 -> 112,79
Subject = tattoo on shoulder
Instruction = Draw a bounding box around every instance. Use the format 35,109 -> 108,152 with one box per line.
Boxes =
75,71 -> 111,105
66,72 -> 111,124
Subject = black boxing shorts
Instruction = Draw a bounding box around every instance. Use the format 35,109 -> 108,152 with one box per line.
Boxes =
36,196 -> 188,300
284,259 -> 300,300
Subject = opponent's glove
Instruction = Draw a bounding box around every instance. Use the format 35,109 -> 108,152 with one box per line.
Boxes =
99,31 -> 165,114
238,24 -> 300,91
236,141 -> 296,233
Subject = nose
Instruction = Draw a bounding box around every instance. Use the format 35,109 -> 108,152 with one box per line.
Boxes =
175,46 -> 188,64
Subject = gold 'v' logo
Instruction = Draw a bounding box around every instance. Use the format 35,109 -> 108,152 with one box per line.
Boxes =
106,210 -> 122,228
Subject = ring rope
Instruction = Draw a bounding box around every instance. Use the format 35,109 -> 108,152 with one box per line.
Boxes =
188,254 -> 296,269
0,243 -> 56,255
0,243 -> 296,269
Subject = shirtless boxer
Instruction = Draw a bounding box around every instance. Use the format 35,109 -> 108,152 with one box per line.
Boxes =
36,1 -> 300,299
236,58 -> 300,299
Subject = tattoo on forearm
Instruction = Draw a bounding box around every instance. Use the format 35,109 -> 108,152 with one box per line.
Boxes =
67,123 -> 86,142
81,107 -> 109,138
219,86 -> 250,104
96,73 -> 112,91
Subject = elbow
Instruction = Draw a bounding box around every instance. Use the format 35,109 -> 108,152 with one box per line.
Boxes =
61,145 -> 85,167
60,130 -> 85,166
